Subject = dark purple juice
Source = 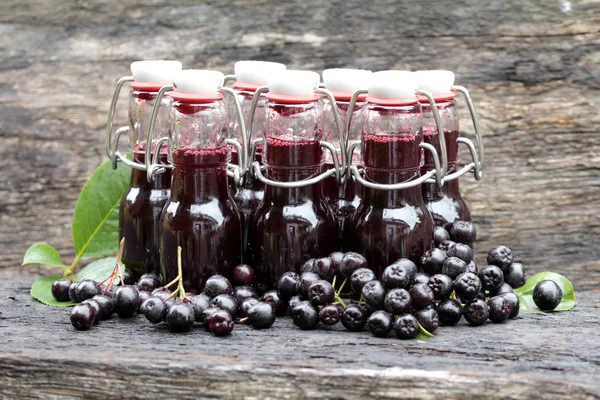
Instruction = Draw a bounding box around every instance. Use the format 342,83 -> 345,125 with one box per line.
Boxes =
345,134 -> 433,277
159,146 -> 242,294
119,149 -> 171,277
248,137 -> 339,293
421,128 -> 471,226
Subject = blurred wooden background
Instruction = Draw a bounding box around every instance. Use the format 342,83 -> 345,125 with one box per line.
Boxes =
1,0 -> 599,289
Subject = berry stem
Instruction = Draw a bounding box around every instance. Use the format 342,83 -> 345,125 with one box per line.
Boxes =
177,246 -> 185,300
336,278 -> 347,297
332,274 -> 337,289
333,292 -> 346,309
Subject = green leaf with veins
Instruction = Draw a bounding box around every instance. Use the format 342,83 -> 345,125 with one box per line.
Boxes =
22,243 -> 67,270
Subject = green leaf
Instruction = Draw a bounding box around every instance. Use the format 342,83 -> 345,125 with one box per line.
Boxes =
415,322 -> 435,340
22,243 -> 67,270
30,275 -> 75,307
76,257 -> 124,284
71,158 -> 130,260
513,271 -> 577,311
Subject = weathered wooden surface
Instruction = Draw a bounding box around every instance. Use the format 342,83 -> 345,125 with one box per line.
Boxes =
0,274 -> 598,399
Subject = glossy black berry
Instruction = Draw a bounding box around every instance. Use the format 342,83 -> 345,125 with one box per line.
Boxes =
479,265 -> 504,291
339,252 -> 368,278
233,285 -> 258,305
81,299 -> 101,324
114,285 -> 140,317
308,280 -> 335,307
261,290 -> 286,316
487,295 -> 511,323
438,239 -> 456,253
138,290 -> 151,306
288,295 -> 302,311
70,303 -> 96,330
68,282 -> 79,302
296,272 -> 320,300
384,288 -> 411,315
291,301 -> 319,330
141,296 -> 167,324
277,271 -> 299,300
393,314 -> 419,339
453,272 -> 482,301
137,273 -> 161,292
533,280 -> 562,311
362,280 -> 387,309
211,294 -> 239,319
350,268 -> 376,294
151,287 -> 173,301
166,302 -> 195,333
75,280 -> 100,302
501,292 -> 520,319
420,248 -> 447,275
463,299 -> 490,326
409,283 -> 435,310
246,301 -> 276,329
329,251 -> 344,274
92,295 -> 114,320
437,299 -> 463,326
232,264 -> 254,286
446,243 -> 473,264
204,275 -> 233,298
319,304 -> 342,325
240,297 -> 260,318
466,260 -> 478,274
208,309 -> 234,336
415,307 -> 439,334
367,310 -> 394,337
381,259 -> 417,289
449,220 -> 477,245
299,258 -> 317,274
313,257 -> 336,280
433,226 -> 450,246
487,246 -> 514,272
412,273 -> 430,286
122,269 -> 136,285
189,293 -> 211,321
505,262 -> 526,288
442,257 -> 468,280
52,278 -> 72,302
202,306 -> 220,331
341,304 -> 368,332
428,274 -> 453,301
489,282 -> 514,297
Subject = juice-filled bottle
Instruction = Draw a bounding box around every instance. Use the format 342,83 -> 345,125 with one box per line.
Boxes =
147,70 -> 244,293
228,60 -> 286,261
322,68 -> 372,242
248,70 -> 341,293
345,71 -> 446,277
416,70 -> 484,227
105,60 -> 182,277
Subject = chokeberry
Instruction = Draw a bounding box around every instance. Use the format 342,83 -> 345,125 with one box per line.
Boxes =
202,306 -> 220,331
313,257 -> 336,280
233,285 -> 258,305
487,245 -> 514,272
92,295 -> 114,320
240,297 -> 260,318
393,314 -> 419,339
319,304 -> 343,325
453,272 -> 482,301
141,296 -> 167,324
505,262 -> 526,288
291,301 -> 319,330
296,272 -> 320,300
75,280 -> 100,302
308,280 -> 335,307
438,239 -> 456,253
52,278 -> 72,302
288,295 -> 302,311
442,257 -> 468,280
487,295 -> 511,323
384,288 -> 411,315
329,251 -> 344,274
138,290 -> 151,306
479,265 -> 504,291
232,264 -> 254,286
68,282 -> 79,302
362,280 -> 387,309
137,273 -> 161,292
412,272 -> 430,286
446,243 -> 474,264
300,258 -> 317,274
152,287 -> 173,301
533,280 -> 562,311
409,283 -> 435,310
246,301 -> 276,329
339,252 -> 368,278
350,268 -> 376,294
114,285 -> 140,317
415,307 -> 439,334
437,299 -> 463,326
208,310 -> 234,336
211,294 -> 239,319
204,275 -> 233,298
70,303 -> 96,331
277,271 -> 299,300
261,290 -> 286,316
381,259 -> 417,289
190,293 -> 211,321
167,303 -> 195,333
449,220 -> 477,245
501,292 -> 520,319
122,269 -> 136,285
341,304 -> 367,332
433,226 -> 450,247
489,282 -> 514,297
367,310 -> 394,337
421,248 -> 447,275
81,299 -> 102,324
463,299 -> 490,326
428,274 -> 453,301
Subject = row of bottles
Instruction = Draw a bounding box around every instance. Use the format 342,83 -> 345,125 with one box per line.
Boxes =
106,60 -> 483,293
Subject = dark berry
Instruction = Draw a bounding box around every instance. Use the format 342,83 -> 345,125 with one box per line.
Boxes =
81,299 -> 101,324
204,275 -> 233,298
232,264 -> 254,286
208,309 -> 234,336
415,307 -> 439,334
446,243 -> 473,264
151,287 -> 173,301
141,296 -> 167,324
367,310 -> 394,337
533,280 -> 562,311
501,292 -> 520,319
341,304 -> 368,332
466,260 -> 478,274
449,220 -> 477,245
438,239 -> 456,253
68,282 -> 79,302
479,265 -> 504,291
190,293 -> 211,321
138,290 -> 151,306
114,285 -> 140,317
384,288 -> 411,315
261,290 -> 286,316
393,314 -> 419,339
246,301 -> 276,329
428,274 -> 453,301
381,259 -> 417,289
70,303 -> 96,330
463,299 -> 490,326
296,272 -> 320,300
442,257 -> 468,280
92,295 -> 114,320
166,302 -> 195,333
453,272 -> 482,301
137,273 -> 161,292
313,257 -> 336,280
412,272 -> 430,286
277,271 -> 299,300
421,249 -> 447,275
75,280 -> 99,302
350,268 -> 376,294
240,297 -> 260,318
299,258 -> 317,274
122,269 -> 136,285
211,294 -> 239,319
409,283 -> 435,309
52,278 -> 72,302
329,251 -> 344,274
339,252 -> 368,278
202,306 -> 220,331
233,285 -> 258,304
505,262 -> 526,288
319,304 -> 342,325
291,301 -> 319,330
288,295 -> 302,311
476,292 -> 487,301
437,299 -> 463,326
487,246 -> 514,272
362,280 -> 387,309
487,295 -> 511,323
489,282 -> 514,297
433,226 -> 450,246
308,280 -> 335,307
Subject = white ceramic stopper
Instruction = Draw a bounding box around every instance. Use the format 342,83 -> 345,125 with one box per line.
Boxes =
415,70 -> 455,95
130,60 -> 182,84
322,68 -> 373,94
234,60 -> 286,86
368,70 -> 418,99
268,70 -> 320,97
173,70 -> 224,95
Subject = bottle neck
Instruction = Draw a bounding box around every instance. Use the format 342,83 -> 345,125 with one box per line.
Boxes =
422,165 -> 462,200
363,168 -> 424,207
264,165 -> 323,205
130,152 -> 171,189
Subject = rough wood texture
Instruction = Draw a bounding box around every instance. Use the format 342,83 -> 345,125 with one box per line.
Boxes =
0,274 -> 598,399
